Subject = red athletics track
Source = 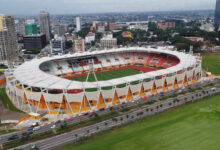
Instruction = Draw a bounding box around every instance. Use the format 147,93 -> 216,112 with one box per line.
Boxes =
64,66 -> 157,80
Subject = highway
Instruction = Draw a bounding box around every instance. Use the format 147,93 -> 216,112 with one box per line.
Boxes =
9,78 -> 220,150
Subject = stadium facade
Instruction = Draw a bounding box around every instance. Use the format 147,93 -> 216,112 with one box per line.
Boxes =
5,47 -> 202,116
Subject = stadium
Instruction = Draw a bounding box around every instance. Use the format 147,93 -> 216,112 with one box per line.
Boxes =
5,47 -> 202,117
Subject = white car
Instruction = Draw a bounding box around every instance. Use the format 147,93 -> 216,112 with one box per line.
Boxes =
51,124 -> 56,129
33,126 -> 41,131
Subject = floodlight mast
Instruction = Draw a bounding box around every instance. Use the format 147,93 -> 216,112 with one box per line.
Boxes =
85,59 -> 99,88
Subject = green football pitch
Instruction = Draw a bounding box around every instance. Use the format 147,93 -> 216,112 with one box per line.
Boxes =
202,54 -> 220,75
60,93 -> 220,150
70,69 -> 141,82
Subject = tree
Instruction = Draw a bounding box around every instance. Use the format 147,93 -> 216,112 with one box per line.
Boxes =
76,27 -> 90,38
65,40 -> 73,48
75,134 -> 78,141
120,117 -> 123,122
175,43 -> 189,51
148,22 -> 157,32
87,130 -> 90,134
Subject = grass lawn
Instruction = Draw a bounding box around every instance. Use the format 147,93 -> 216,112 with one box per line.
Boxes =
0,88 -> 24,113
70,69 -> 141,82
202,54 -> 220,75
60,93 -> 220,150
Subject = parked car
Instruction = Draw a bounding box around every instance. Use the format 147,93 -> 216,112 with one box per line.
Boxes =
28,126 -> 33,131
99,108 -> 105,111
84,113 -> 89,116
27,131 -> 33,135
8,135 -> 19,141
22,132 -> 28,137
55,120 -> 61,124
32,122 -> 39,127
51,124 -> 56,129
33,126 -> 41,131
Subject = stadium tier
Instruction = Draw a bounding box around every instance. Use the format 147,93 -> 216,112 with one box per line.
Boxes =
5,47 -> 202,115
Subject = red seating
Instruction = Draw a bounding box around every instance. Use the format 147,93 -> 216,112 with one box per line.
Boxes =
145,53 -> 155,64
157,57 -> 168,67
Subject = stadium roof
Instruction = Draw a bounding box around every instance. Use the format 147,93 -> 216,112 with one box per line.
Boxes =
13,47 -> 197,90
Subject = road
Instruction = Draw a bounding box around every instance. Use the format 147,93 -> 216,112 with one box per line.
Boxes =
9,78 -> 220,150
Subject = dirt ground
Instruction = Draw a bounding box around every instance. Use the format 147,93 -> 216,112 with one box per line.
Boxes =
0,100 -> 26,120
0,84 -> 26,121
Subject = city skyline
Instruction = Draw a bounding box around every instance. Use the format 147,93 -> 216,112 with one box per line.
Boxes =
0,0 -> 216,15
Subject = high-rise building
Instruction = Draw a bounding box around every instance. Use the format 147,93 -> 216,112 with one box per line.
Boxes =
15,19 -> 25,35
23,34 -> 47,49
215,0 -> 220,29
157,21 -> 175,30
76,17 -> 81,32
39,12 -> 51,42
25,23 -> 38,35
53,24 -> 66,37
108,22 -> 117,31
50,36 -> 65,54
0,15 -> 18,62
74,38 -> 85,53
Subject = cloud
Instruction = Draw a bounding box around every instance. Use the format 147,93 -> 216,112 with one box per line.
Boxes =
0,0 -> 216,15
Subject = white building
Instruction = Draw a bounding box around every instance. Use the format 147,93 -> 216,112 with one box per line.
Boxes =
101,34 -> 117,49
128,24 -> 148,31
0,15 -> 18,63
25,19 -> 35,24
50,36 -> 65,54
76,17 -> 81,32
200,23 -> 214,32
97,26 -> 105,33
85,32 -> 95,43
74,38 -> 85,53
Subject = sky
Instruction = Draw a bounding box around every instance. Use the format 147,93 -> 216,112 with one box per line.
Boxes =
0,0 -> 216,15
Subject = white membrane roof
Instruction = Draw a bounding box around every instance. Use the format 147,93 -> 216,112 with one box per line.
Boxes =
13,47 -> 197,90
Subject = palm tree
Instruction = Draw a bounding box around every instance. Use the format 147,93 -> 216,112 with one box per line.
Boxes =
120,117 -> 123,122
86,130 -> 90,135
74,134 -> 78,141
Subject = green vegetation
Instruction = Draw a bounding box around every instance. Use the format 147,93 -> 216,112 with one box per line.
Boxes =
202,54 -> 220,75
0,64 -> 8,69
0,129 -> 17,135
60,93 -> 220,150
24,49 -> 41,54
65,40 -> 73,48
0,88 -> 24,113
70,69 -> 141,82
